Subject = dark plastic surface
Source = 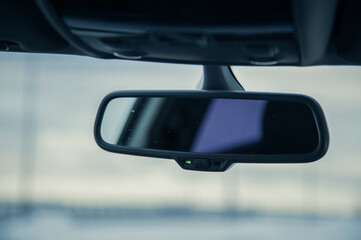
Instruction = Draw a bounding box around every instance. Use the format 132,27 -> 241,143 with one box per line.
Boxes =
64,18 -> 299,65
2,0 -> 361,66
338,0 -> 361,64
36,0 -> 109,58
292,0 -> 338,65
0,1 -> 68,53
94,91 -> 329,172
53,0 -> 299,65
200,66 -> 244,90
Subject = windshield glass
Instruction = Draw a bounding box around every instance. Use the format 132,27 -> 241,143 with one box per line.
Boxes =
1,53 -> 360,239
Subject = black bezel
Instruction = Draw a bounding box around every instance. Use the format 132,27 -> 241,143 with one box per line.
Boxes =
94,90 -> 329,171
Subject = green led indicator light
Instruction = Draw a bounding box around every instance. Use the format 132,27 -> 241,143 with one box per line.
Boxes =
185,160 -> 191,164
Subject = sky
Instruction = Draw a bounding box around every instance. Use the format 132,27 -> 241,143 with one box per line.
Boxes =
0,52 -> 361,217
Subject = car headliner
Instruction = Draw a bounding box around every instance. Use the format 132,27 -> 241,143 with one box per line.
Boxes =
1,0 -> 361,66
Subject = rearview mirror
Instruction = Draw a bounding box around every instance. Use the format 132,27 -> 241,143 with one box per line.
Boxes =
94,91 -> 329,171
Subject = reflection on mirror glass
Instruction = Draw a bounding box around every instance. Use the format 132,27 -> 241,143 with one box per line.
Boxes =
101,97 -> 319,154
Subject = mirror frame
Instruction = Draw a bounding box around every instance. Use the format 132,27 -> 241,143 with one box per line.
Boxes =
94,91 -> 329,171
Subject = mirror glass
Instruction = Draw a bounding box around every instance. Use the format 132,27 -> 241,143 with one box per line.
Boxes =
100,97 -> 319,154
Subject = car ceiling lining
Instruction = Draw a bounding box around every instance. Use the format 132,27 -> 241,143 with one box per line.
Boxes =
2,0 -> 361,66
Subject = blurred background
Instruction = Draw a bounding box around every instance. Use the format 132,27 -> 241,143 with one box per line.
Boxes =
0,52 -> 361,239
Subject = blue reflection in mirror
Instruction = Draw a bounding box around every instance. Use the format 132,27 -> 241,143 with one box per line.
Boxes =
191,99 -> 266,153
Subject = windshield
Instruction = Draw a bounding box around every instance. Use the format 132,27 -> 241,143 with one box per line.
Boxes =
1,53 -> 360,239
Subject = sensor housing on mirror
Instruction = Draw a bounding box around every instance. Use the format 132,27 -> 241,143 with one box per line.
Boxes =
94,91 -> 329,171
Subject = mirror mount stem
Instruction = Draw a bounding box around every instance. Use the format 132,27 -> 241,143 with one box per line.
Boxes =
199,65 -> 245,91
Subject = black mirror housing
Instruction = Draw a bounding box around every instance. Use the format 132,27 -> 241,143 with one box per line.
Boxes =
94,91 -> 329,172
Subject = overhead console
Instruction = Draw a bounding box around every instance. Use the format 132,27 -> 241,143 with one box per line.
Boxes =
37,0 -> 299,65
20,0 -> 340,66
